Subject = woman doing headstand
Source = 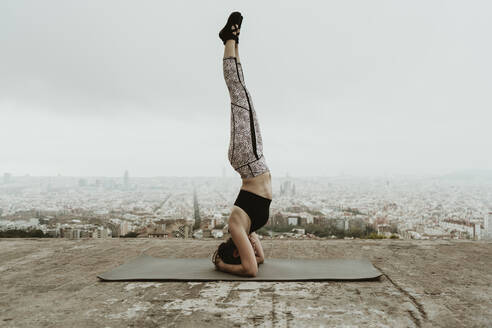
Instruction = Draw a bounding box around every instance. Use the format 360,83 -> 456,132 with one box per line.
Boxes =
212,11 -> 273,277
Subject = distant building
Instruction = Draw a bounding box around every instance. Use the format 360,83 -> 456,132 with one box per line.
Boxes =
473,223 -> 481,240
203,218 -> 215,230
119,221 -> 129,236
3,173 -> 12,184
484,212 -> 492,240
174,225 -> 191,239
288,217 -> 298,225
280,180 -> 296,197
148,232 -> 168,238
62,228 -> 81,239
193,229 -> 203,239
104,179 -> 116,189
298,213 -> 314,225
124,170 -> 129,188
91,228 -> 111,238
440,219 -> 475,239
211,229 -> 223,238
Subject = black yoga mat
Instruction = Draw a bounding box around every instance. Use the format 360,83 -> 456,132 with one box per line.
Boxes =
97,254 -> 382,281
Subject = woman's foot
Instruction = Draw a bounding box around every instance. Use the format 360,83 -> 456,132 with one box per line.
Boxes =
219,11 -> 243,45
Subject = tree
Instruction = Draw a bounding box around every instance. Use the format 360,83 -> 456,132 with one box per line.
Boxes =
121,231 -> 138,238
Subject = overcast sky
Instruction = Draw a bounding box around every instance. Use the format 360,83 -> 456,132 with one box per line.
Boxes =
1,0 -> 491,177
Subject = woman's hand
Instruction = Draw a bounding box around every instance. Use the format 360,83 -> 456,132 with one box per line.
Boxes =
249,233 -> 264,264
249,234 -> 258,255
215,257 -> 224,270
212,250 -> 223,270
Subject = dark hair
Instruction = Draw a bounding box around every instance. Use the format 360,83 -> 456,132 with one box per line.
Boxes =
217,237 -> 241,264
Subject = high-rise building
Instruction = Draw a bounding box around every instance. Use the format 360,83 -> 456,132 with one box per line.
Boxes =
120,221 -> 129,236
3,173 -> 12,184
124,170 -> 129,188
484,212 -> 492,240
474,223 -> 481,240
280,180 -> 296,197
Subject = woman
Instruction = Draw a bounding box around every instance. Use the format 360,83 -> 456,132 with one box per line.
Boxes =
212,11 -> 273,277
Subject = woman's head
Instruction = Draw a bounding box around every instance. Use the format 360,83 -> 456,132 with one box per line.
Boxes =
216,237 -> 241,264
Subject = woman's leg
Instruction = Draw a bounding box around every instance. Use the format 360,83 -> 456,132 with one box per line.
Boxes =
235,43 -> 241,64
222,23 -> 238,59
223,41 -> 269,179
223,39 -> 236,59
235,44 -> 246,84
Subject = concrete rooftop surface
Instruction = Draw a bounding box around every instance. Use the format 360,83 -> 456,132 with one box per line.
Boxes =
0,238 -> 491,328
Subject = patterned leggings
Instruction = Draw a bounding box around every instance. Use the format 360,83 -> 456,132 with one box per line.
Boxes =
223,56 -> 270,179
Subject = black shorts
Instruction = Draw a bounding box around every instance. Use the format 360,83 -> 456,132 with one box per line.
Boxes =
233,189 -> 272,234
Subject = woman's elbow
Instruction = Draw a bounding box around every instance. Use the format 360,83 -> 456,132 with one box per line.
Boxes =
244,267 -> 258,277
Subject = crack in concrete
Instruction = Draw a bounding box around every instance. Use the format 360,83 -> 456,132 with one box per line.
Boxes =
407,309 -> 420,327
374,264 -> 428,327
223,282 -> 239,303
271,284 -> 277,327
285,309 -> 294,328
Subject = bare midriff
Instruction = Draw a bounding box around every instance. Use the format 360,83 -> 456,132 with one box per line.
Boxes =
240,171 -> 272,200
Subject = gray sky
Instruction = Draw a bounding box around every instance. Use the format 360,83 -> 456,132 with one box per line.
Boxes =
1,0 -> 491,177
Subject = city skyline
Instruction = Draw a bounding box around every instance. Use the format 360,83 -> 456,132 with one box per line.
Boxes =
1,0 -> 491,177
3,168 -> 492,179
1,173 -> 491,241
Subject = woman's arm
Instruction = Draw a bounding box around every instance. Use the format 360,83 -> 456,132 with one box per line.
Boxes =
216,258 -> 257,277
249,232 -> 265,264
217,222 -> 258,277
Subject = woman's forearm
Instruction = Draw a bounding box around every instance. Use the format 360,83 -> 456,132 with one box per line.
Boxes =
256,255 -> 264,264
250,233 -> 265,261
255,246 -> 265,262
218,261 -> 256,277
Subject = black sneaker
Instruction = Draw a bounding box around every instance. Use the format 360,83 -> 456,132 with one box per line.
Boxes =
219,11 -> 243,45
